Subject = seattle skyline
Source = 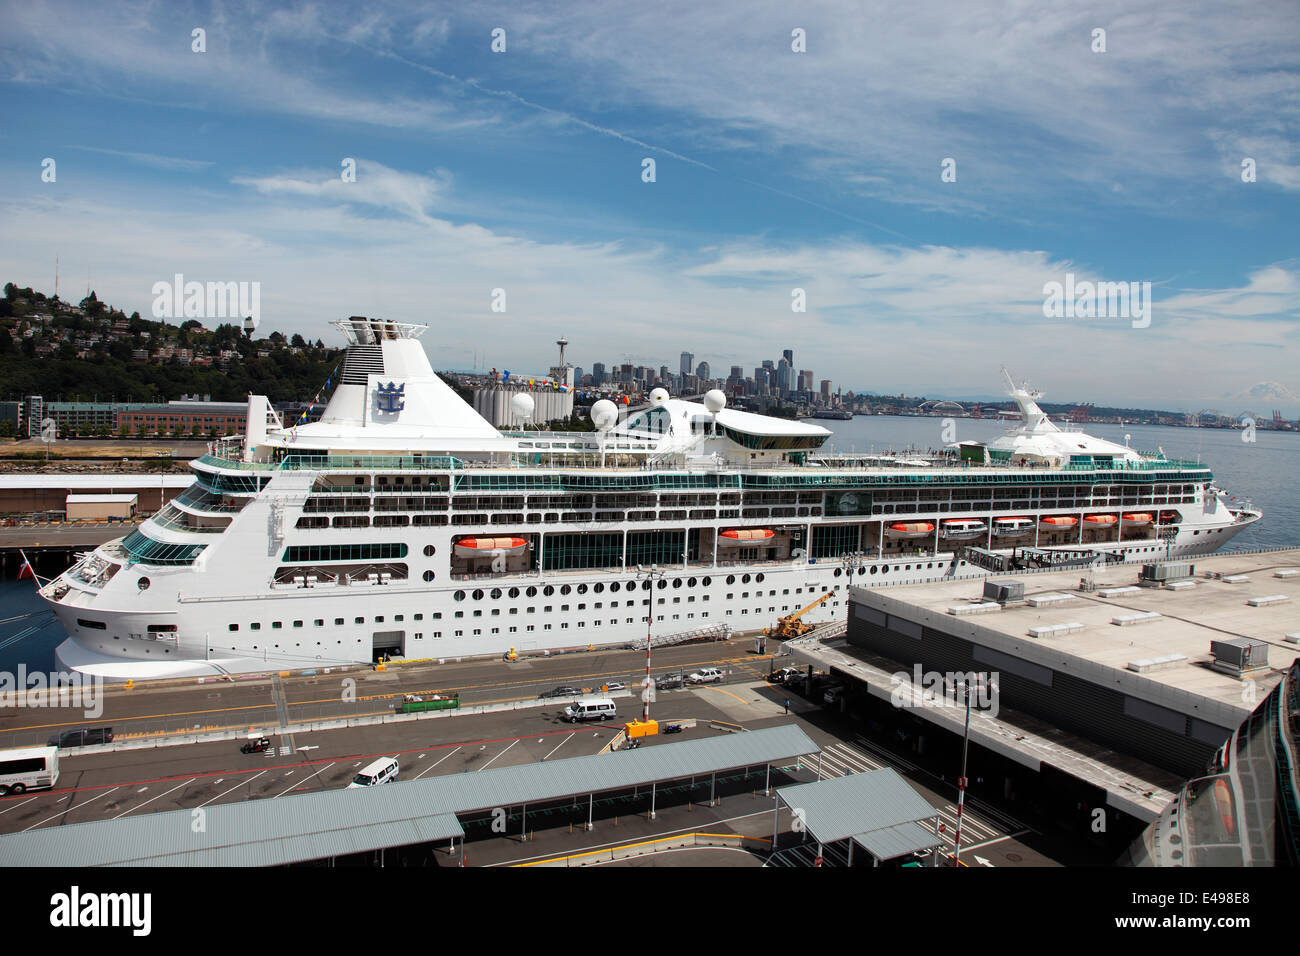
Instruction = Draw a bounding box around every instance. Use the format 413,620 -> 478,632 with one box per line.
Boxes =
0,1 -> 1296,410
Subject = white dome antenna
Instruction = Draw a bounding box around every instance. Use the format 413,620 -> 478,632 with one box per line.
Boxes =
703,388 -> 726,438
590,398 -> 619,469
649,387 -> 669,405
510,392 -> 535,428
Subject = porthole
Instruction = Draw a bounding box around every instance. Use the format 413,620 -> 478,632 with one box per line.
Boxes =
423,570 -> 435,583
423,545 -> 436,557
688,577 -> 697,587
610,582 -> 621,593
657,579 -> 667,590
593,583 -> 604,593
543,585 -> 555,596
472,589 -> 484,600
490,588 -> 502,600
137,577 -> 151,591
577,583 -> 588,594
755,573 -> 765,583
741,574 -> 751,584
726,575 -> 735,585
871,566 -> 878,574
702,577 -> 712,586
454,590 -> 466,601
834,568 -> 843,578
508,587 -> 520,599
560,584 -> 572,595
526,586 -> 538,597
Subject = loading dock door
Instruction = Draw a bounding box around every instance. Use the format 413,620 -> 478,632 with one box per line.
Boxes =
372,630 -> 405,657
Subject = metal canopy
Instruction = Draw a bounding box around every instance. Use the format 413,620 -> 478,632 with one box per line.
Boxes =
853,820 -> 943,861
0,725 -> 818,867
776,767 -> 936,845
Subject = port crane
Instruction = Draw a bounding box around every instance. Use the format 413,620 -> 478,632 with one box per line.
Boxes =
765,591 -> 833,639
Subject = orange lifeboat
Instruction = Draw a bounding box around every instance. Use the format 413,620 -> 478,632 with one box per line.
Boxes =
718,528 -> 775,544
454,536 -> 527,558
1039,516 -> 1078,531
887,522 -> 935,539
1121,512 -> 1153,526
1084,514 -> 1118,527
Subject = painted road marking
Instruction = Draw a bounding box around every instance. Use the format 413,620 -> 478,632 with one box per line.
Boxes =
199,770 -> 267,808
0,796 -> 38,816
477,739 -> 519,771
113,778 -> 196,818
272,763 -> 336,799
542,733 -> 574,761
414,746 -> 462,780
20,787 -> 120,832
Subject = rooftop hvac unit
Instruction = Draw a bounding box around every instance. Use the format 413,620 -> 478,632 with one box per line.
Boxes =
1139,562 -> 1195,585
983,579 -> 1024,604
1209,638 -> 1269,677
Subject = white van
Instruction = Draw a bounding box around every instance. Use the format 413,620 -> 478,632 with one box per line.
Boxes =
562,698 -> 617,723
347,756 -> 399,788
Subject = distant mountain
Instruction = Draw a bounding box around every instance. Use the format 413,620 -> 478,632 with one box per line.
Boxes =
1229,381 -> 1299,403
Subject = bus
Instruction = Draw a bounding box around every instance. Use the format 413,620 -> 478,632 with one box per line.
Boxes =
0,746 -> 60,796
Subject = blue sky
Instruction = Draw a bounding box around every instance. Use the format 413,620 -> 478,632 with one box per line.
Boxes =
1,0 -> 1297,410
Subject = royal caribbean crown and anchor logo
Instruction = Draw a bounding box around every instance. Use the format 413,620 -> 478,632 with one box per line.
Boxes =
375,381 -> 406,415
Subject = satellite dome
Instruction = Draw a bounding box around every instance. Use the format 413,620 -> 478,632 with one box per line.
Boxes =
510,393 -> 535,420
649,387 -> 669,405
590,399 -> 619,431
703,389 -> 727,414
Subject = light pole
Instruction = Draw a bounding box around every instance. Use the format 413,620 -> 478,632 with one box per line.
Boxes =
951,673 -> 988,867
635,564 -> 664,723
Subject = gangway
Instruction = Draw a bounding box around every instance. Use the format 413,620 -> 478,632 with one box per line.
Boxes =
627,622 -> 731,652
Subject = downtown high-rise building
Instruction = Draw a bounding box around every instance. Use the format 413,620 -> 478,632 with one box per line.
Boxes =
696,361 -> 710,381
680,351 -> 694,377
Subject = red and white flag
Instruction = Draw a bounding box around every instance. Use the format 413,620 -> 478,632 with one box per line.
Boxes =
17,558 -> 34,581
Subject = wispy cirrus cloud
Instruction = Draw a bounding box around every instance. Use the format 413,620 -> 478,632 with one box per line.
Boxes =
66,145 -> 213,172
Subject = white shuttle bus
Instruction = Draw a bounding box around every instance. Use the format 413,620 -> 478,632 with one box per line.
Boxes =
0,746 -> 60,795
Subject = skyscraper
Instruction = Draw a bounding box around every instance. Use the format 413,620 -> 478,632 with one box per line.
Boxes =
782,349 -> 794,367
696,361 -> 710,382
680,351 -> 694,377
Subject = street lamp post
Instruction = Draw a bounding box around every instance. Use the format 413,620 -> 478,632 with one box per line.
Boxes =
635,565 -> 665,723
951,673 -> 989,867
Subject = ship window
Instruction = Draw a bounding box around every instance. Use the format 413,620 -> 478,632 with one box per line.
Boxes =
272,622 -> 282,629
432,612 -> 442,619
335,618 -> 344,625
251,622 -> 261,630
414,614 -> 423,621
227,624 -> 238,632
355,617 -> 364,624
375,616 -> 384,623
293,621 -> 303,628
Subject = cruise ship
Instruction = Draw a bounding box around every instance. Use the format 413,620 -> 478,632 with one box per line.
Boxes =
40,318 -> 1261,680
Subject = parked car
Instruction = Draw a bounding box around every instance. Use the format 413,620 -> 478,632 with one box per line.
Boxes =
767,666 -> 802,684
539,685 -> 583,699
656,673 -> 684,690
603,681 -> 627,691
47,727 -> 113,748
687,667 -> 725,685
823,684 -> 845,706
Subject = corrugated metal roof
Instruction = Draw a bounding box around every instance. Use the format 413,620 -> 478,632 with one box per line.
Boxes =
0,725 -> 819,866
776,767 -> 936,844
853,820 -> 942,861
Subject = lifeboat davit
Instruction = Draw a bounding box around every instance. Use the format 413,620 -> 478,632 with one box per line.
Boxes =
940,519 -> 987,540
454,536 -> 527,558
1039,516 -> 1078,531
993,516 -> 1034,537
1084,514 -> 1118,527
1121,512 -> 1153,526
718,528 -> 774,544
887,522 -> 935,539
